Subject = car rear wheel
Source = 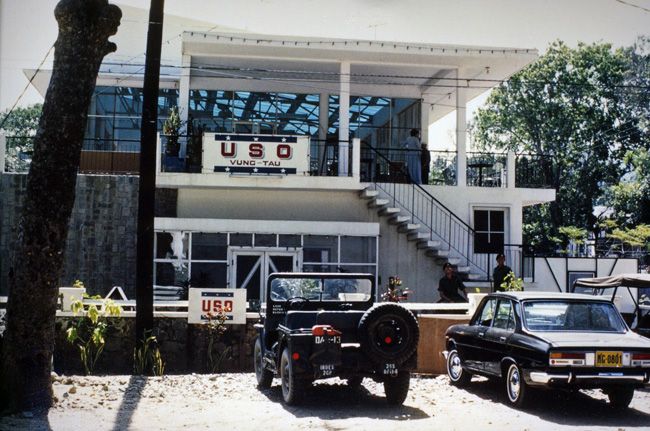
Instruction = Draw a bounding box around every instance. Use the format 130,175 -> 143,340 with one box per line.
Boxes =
358,303 -> 419,364
254,338 -> 273,388
607,387 -> 634,409
383,371 -> 410,405
505,362 -> 529,407
280,347 -> 306,405
446,349 -> 471,387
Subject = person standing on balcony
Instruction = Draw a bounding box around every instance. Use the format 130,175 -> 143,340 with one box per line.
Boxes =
421,142 -> 431,184
403,129 -> 422,184
493,253 -> 513,292
438,262 -> 468,303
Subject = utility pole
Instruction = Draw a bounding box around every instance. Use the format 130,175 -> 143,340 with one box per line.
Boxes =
136,0 -> 165,348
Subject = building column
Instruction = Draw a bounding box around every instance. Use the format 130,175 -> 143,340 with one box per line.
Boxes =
456,67 -> 467,187
338,61 -> 350,176
507,150 -> 516,188
318,92 -> 329,175
179,53 -> 191,159
420,94 -> 432,145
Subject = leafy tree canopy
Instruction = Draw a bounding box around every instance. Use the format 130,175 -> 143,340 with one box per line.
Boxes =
472,40 -> 650,254
1,104 -> 42,171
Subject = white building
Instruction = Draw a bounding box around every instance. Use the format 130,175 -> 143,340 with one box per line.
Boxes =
26,7 -> 561,304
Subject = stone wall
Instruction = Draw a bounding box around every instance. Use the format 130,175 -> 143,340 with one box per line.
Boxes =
53,316 -> 256,375
0,173 -> 177,298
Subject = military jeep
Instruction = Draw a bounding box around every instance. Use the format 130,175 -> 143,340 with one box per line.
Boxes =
254,272 -> 419,405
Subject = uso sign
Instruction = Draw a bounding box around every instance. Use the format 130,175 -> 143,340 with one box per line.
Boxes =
188,289 -> 246,324
203,133 -> 310,175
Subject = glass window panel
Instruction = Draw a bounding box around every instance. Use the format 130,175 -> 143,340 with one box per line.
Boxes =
190,262 -> 228,288
156,232 -> 188,259
303,235 -> 338,262
340,236 -> 376,263
255,234 -> 277,247
154,261 -> 188,287
230,233 -> 253,247
302,263 -> 337,273
191,233 -> 227,260
490,211 -> 505,232
279,234 -> 301,248
474,210 -> 489,231
337,265 -> 377,277
476,298 -> 496,326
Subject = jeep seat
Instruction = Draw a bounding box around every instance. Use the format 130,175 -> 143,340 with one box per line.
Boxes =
284,311 -> 318,330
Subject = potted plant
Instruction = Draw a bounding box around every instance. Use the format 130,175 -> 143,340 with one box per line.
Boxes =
163,106 -> 181,156
185,116 -> 204,173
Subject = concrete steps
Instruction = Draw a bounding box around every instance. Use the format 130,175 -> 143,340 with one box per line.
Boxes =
361,186 -> 484,281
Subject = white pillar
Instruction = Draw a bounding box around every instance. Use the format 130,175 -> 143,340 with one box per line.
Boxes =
179,53 -> 191,159
420,94 -> 432,145
456,67 -> 467,187
507,150 -> 516,188
352,137 -> 361,180
318,93 -> 329,175
338,61 -> 351,176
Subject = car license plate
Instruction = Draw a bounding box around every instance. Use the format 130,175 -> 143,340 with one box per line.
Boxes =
596,351 -> 623,367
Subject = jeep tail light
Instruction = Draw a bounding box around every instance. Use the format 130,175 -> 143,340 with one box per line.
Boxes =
312,325 -> 342,336
550,352 -> 586,366
292,352 -> 300,360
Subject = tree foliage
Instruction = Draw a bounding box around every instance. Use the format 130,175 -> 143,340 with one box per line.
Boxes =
472,40 -> 650,253
0,104 -> 42,171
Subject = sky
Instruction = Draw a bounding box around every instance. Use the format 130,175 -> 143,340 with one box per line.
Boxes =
1,0 -> 649,148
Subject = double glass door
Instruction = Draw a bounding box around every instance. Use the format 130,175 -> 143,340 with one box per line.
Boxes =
232,250 -> 299,304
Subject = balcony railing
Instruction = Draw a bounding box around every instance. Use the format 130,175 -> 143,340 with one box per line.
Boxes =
1,134 -> 555,189
516,154 -> 554,189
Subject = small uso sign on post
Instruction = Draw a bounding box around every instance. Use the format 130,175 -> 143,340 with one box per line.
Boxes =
202,133 -> 310,175
188,289 -> 247,325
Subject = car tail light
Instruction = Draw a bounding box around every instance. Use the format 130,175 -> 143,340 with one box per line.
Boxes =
312,325 -> 342,336
292,352 -> 300,360
550,352 -> 586,366
632,353 -> 650,366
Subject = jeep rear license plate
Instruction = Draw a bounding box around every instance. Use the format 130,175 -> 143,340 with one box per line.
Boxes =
596,351 -> 623,367
383,363 -> 398,375
314,335 -> 341,345
319,364 -> 335,376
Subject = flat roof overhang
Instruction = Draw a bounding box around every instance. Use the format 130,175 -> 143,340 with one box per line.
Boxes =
182,31 -> 538,122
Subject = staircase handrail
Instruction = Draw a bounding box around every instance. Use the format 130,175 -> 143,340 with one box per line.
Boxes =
363,143 -> 488,276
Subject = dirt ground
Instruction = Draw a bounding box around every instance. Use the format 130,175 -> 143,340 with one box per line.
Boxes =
1,373 -> 649,431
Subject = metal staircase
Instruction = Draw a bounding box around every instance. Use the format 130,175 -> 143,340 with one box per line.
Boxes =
359,150 -> 491,281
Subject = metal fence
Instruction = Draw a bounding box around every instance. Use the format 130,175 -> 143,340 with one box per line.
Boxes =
515,154 -> 554,189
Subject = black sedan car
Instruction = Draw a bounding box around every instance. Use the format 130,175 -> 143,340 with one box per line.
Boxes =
444,292 -> 650,408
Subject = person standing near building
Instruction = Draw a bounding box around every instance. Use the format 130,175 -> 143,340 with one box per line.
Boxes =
403,129 -> 422,184
421,142 -> 431,184
438,262 -> 468,303
492,253 -> 513,292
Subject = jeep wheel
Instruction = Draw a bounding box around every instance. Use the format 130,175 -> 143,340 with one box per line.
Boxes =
254,338 -> 273,389
358,303 -> 419,364
383,371 -> 410,405
347,376 -> 363,389
280,347 -> 306,405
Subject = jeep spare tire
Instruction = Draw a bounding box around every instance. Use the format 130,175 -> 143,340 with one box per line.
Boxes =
358,303 -> 419,364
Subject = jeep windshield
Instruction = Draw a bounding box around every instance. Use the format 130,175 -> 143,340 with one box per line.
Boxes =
268,274 -> 373,303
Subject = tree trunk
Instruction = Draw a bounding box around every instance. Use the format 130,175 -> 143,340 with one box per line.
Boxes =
0,0 -> 120,413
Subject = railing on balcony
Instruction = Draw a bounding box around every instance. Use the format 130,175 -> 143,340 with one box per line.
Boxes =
515,154 -> 554,189
467,152 -> 507,188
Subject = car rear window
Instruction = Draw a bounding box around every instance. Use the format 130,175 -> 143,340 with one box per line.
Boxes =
522,300 -> 626,332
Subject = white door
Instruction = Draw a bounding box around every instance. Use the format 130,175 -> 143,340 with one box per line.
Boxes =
231,250 -> 299,304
